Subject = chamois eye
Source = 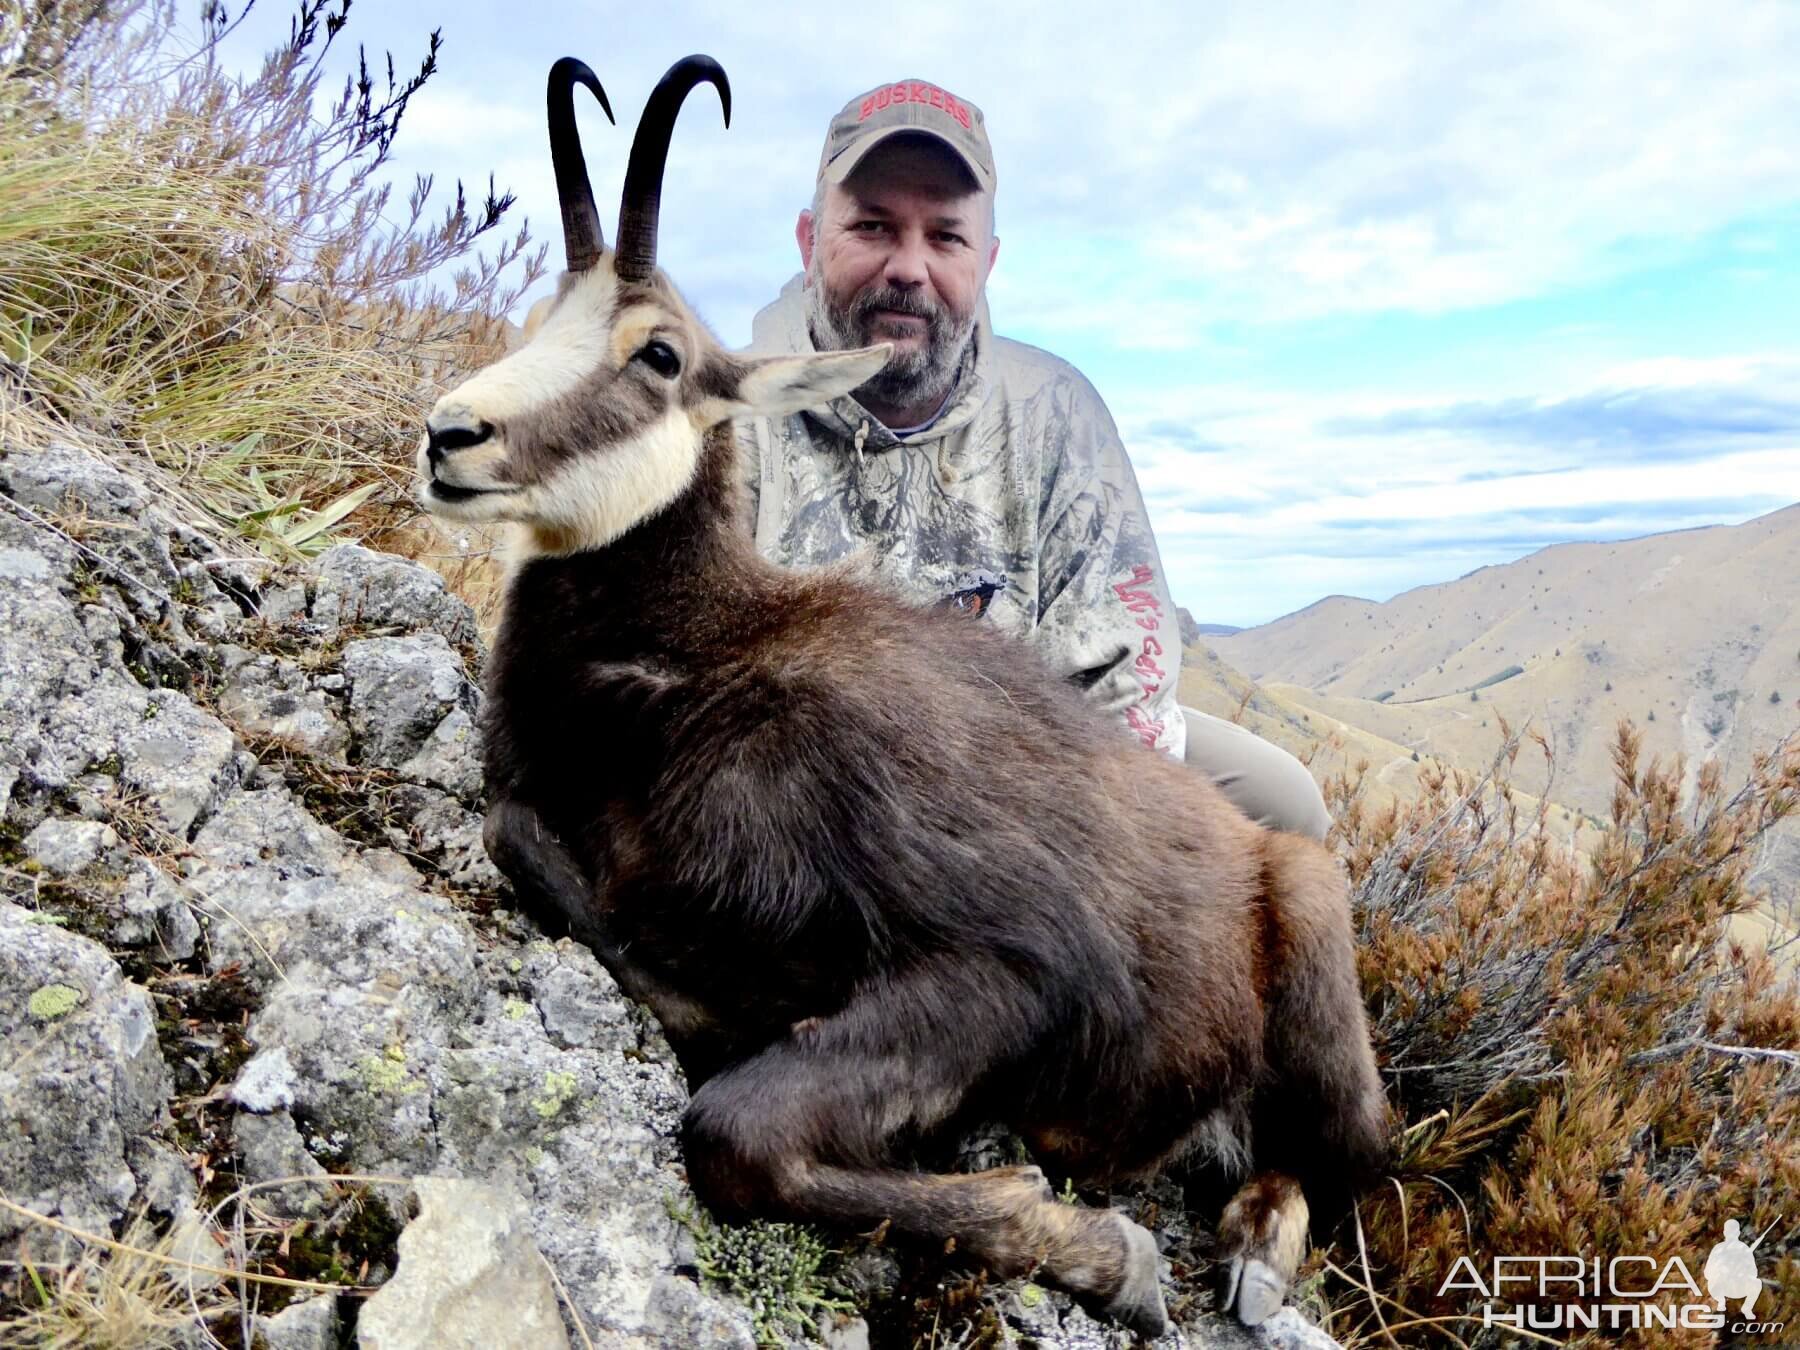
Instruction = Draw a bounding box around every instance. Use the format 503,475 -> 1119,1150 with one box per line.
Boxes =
636,339 -> 681,379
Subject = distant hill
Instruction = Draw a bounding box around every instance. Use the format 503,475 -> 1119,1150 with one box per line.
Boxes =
1174,606 -> 1242,646
1205,502 -> 1800,919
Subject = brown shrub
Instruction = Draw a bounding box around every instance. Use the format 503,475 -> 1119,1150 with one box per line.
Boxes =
1321,716 -> 1800,1345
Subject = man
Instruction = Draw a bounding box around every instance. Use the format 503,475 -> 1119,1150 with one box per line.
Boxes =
738,79 -> 1330,840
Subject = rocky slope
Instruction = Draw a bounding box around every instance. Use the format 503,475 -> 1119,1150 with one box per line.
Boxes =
0,439 -> 1335,1348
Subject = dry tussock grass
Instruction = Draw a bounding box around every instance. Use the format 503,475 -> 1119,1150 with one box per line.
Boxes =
0,0 -> 537,590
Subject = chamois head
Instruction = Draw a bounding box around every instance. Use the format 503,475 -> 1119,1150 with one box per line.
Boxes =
417,55 -> 889,554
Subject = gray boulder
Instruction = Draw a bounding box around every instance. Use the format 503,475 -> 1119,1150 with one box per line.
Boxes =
0,902 -> 179,1248
218,653 -> 351,760
313,543 -> 479,648
343,633 -> 476,770
21,817 -> 119,875
255,1294 -> 341,1350
356,1177 -> 569,1350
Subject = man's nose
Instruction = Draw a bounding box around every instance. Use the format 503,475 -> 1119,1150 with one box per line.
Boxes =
883,231 -> 931,290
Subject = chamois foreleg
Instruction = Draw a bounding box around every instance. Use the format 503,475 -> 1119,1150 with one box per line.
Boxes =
482,799 -> 716,1043
680,957 -> 1169,1338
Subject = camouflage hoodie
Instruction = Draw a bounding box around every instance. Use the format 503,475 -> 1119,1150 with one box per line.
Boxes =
735,274 -> 1186,758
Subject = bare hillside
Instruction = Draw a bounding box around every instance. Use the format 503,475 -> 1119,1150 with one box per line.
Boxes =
1210,502 -> 1800,914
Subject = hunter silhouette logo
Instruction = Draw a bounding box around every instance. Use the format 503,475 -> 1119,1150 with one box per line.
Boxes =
1439,1216 -> 1786,1335
1704,1218 -> 1776,1317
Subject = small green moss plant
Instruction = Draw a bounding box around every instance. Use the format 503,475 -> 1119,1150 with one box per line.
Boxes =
27,983 -> 82,1019
673,1204 -> 854,1347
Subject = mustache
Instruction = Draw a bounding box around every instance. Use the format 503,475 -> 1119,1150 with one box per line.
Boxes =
847,286 -> 947,328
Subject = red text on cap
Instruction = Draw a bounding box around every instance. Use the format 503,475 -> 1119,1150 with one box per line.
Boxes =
859,82 -> 972,131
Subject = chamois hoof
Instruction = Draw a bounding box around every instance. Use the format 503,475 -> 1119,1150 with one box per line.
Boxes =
1222,1255 -> 1287,1327
1102,1211 -> 1169,1340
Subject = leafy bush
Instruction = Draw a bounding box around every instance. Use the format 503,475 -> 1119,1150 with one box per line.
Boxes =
0,0 -> 541,559
1317,717 -> 1800,1344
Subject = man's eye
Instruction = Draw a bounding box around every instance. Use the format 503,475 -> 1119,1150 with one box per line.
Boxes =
853,221 -> 888,233
936,232 -> 966,246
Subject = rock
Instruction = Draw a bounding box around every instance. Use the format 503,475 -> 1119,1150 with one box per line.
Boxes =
313,544 -> 478,648
1177,606 -> 1201,647
111,861 -> 201,960
526,941 -> 643,1054
117,688 -> 241,835
255,1294 -> 340,1350
1246,1310 -> 1340,1349
343,634 -> 474,769
356,1176 -> 570,1350
231,1110 -> 329,1218
126,1137 -> 196,1218
0,903 -> 175,1248
0,529 -> 104,814
0,546 -> 57,585
21,817 -> 118,875
0,442 -> 156,524
643,1273 -> 759,1350
217,654 -> 350,760
423,799 -> 504,892
232,1046 -> 300,1113
257,581 -> 310,625
398,706 -> 483,800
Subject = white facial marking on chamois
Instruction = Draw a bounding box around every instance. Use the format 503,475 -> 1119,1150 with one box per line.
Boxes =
514,404 -> 705,558
432,267 -> 620,427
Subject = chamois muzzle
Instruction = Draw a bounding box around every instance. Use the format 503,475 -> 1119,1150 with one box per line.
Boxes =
615,55 -> 731,283
424,420 -> 493,468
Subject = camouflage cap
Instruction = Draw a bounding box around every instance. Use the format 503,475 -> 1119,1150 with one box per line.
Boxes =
817,79 -> 995,195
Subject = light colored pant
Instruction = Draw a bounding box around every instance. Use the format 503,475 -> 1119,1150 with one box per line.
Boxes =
1181,705 -> 1332,842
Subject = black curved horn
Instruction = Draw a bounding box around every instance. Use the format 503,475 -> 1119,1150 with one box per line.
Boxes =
615,55 -> 731,283
547,57 -> 615,273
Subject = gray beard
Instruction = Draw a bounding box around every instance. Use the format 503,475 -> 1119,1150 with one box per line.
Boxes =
805,276 -> 975,414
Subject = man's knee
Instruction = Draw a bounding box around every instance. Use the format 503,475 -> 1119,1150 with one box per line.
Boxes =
1180,706 -> 1331,842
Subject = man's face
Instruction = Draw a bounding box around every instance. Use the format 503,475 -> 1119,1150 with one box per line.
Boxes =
798,137 -> 999,414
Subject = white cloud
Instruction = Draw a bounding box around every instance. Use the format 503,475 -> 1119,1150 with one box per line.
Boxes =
1126,359 -> 1800,622
218,0 -> 1800,331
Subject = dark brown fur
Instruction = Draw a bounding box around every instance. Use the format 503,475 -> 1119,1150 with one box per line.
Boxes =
478,411 -> 1390,1335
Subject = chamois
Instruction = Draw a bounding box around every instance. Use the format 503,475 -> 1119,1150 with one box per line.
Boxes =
417,55 -> 1389,1338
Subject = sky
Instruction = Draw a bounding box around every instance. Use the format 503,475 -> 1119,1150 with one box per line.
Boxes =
216,1 -> 1800,627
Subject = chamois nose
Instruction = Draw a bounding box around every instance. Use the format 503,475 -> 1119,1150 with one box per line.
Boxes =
424,420 -> 493,469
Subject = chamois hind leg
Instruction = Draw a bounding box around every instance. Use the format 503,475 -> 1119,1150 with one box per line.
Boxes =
681,959 -> 1169,1339
1219,832 -> 1390,1327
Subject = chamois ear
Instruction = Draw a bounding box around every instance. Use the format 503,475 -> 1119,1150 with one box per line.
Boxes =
726,345 -> 892,419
